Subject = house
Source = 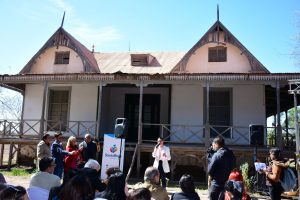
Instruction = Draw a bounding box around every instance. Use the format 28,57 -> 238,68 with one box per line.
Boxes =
1,14 -> 299,179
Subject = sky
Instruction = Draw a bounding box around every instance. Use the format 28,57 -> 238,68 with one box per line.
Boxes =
0,0 -> 300,74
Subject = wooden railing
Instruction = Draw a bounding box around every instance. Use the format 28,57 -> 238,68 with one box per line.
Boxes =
0,119 -> 98,139
0,119 -> 297,150
141,123 -> 297,149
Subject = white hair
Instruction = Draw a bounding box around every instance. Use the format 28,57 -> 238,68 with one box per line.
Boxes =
84,159 -> 101,171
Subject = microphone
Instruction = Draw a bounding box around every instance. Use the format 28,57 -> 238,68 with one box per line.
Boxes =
155,144 -> 160,148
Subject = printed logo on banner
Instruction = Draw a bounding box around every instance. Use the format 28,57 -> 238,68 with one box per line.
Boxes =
110,144 -> 118,153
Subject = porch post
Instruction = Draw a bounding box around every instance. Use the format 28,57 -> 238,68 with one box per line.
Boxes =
137,81 -> 144,145
96,81 -> 103,140
205,81 -> 210,148
293,93 -> 300,199
285,110 -> 289,146
19,91 -> 25,136
39,81 -> 48,139
276,81 -> 282,149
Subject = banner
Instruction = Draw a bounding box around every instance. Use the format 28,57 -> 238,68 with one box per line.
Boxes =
100,134 -> 125,180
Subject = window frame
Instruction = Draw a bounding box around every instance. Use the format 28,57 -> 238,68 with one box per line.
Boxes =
54,51 -> 70,64
47,87 -> 71,132
208,46 -> 227,62
203,87 -> 232,138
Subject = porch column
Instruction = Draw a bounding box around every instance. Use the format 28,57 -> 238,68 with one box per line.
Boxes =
136,81 -> 144,178
205,82 -> 210,148
285,110 -> 289,146
39,81 -> 48,139
19,91 -> 25,135
276,81 -> 282,149
96,81 -> 104,140
137,82 -> 144,145
293,92 -> 300,198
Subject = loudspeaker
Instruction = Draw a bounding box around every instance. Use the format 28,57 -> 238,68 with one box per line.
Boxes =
114,118 -> 128,138
249,124 -> 264,146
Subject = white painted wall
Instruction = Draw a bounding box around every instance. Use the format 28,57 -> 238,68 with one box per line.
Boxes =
170,84 -> 204,143
185,43 -> 252,73
232,84 -> 265,144
30,46 -> 84,74
23,83 -> 98,137
23,84 -> 44,135
170,84 -> 266,144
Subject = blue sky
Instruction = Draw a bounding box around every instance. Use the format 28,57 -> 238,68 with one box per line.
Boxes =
0,0 -> 300,74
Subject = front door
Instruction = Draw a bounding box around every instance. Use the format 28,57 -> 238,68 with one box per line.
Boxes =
124,94 -> 160,142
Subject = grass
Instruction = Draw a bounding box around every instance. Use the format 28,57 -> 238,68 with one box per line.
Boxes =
0,167 -> 36,177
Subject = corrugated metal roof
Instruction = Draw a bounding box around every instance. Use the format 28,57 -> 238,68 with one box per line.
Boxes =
2,73 -> 300,83
94,52 -> 186,74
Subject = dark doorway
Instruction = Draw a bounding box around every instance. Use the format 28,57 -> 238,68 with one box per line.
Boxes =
124,94 -> 160,142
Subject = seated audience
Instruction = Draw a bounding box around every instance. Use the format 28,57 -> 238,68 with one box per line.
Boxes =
29,157 -> 61,191
127,187 -> 152,200
80,159 -> 106,192
0,173 -> 6,184
132,166 -> 169,200
48,168 -> 79,200
224,169 -> 250,200
96,172 -> 128,200
103,167 -> 121,185
171,174 -> 200,200
0,184 -> 28,200
58,174 -> 95,200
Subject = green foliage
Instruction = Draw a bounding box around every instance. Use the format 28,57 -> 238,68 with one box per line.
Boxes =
240,162 -> 250,189
11,168 -> 30,176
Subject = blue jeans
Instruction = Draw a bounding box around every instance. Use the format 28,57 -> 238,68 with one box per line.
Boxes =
53,166 -> 63,179
209,184 -> 224,200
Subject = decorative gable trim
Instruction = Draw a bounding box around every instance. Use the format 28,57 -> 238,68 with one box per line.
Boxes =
172,21 -> 269,73
19,27 -> 99,74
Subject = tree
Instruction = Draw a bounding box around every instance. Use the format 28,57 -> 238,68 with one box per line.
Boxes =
0,87 -> 23,119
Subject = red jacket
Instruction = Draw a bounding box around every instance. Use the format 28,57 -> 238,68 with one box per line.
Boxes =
64,146 -> 82,173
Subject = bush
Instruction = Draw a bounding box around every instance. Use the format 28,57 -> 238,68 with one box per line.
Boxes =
240,162 -> 250,189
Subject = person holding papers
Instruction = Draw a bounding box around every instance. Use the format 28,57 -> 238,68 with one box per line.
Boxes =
261,148 -> 284,200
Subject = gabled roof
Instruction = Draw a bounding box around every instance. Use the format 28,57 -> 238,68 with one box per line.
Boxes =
19,27 -> 99,74
172,20 -> 270,73
94,52 -> 185,74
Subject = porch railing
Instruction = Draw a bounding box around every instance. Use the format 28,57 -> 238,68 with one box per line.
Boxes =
0,119 -> 297,150
0,119 -> 98,139
141,123 -> 297,149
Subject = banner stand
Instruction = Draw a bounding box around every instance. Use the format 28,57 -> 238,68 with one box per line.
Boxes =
100,134 -> 125,180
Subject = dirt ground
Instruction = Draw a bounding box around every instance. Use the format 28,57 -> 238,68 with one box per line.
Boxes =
4,174 -> 30,189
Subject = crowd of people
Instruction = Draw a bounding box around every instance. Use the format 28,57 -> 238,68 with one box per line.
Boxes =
0,133 -> 296,200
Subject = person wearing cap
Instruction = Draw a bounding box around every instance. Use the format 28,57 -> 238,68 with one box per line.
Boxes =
152,137 -> 171,188
208,136 -> 236,200
51,132 -> 76,178
37,133 -> 51,169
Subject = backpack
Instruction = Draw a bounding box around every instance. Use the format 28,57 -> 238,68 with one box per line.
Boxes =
280,167 -> 297,191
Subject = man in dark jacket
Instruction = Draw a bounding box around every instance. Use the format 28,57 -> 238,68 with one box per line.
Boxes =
208,136 -> 236,200
79,134 -> 98,166
51,132 -> 75,178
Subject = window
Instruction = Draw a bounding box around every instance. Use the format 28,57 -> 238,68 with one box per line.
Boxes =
208,47 -> 227,62
54,51 -> 70,64
131,54 -> 149,66
47,89 -> 70,131
204,88 -> 232,138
